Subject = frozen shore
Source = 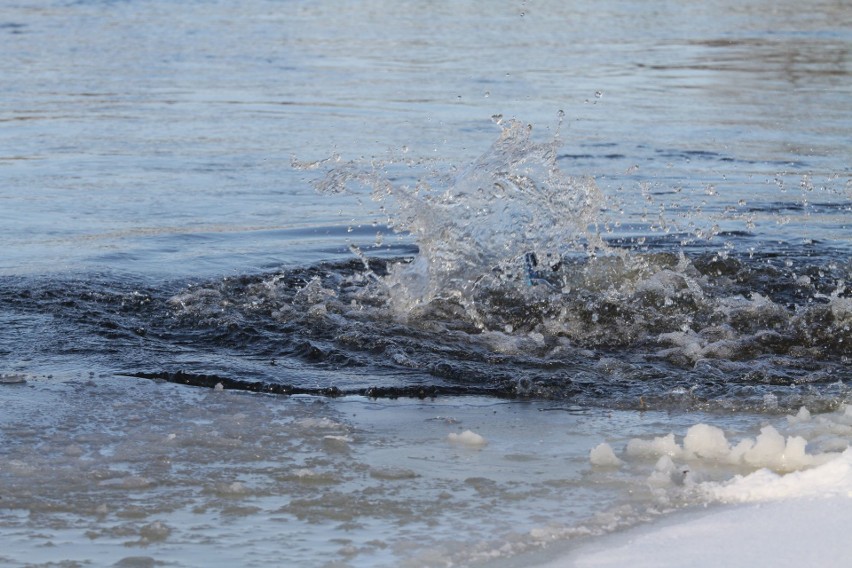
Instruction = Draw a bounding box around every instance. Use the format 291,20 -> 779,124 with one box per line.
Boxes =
539,410 -> 852,568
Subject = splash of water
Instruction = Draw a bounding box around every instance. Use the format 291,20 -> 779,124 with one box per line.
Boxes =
312,118 -> 607,318
299,118 -> 851,378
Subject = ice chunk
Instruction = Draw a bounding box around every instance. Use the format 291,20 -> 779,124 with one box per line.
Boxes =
297,417 -> 348,430
590,443 -> 622,467
322,434 -> 352,452
323,434 -> 353,443
625,433 -> 682,459
739,425 -> 817,471
448,429 -> 487,448
0,373 -> 27,384
683,424 -> 730,460
787,406 -> 811,424
647,455 -> 689,486
742,426 -> 786,467
728,438 -> 756,464
98,476 -> 154,489
703,448 -> 852,502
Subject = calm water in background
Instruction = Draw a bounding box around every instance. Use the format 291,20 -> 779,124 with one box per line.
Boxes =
1,1 -> 850,566
2,0 -> 848,277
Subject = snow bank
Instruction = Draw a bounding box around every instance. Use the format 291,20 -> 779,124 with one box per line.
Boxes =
558,496 -> 852,568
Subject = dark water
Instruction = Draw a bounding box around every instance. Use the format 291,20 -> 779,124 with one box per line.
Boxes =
2,215 -> 850,412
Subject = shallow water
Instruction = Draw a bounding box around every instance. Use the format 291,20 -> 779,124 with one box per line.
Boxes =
1,0 -> 851,566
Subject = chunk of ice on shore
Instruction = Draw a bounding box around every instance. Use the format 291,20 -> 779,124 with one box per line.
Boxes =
683,423 -> 730,460
619,414 -> 843,472
625,433 -> 682,459
571,407 -> 852,568
787,406 -> 811,424
702,448 -> 852,503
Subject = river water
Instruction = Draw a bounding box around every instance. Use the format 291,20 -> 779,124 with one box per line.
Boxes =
1,1 -> 850,566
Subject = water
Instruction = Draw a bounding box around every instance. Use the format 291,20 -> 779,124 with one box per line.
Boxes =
1,0 -> 851,566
